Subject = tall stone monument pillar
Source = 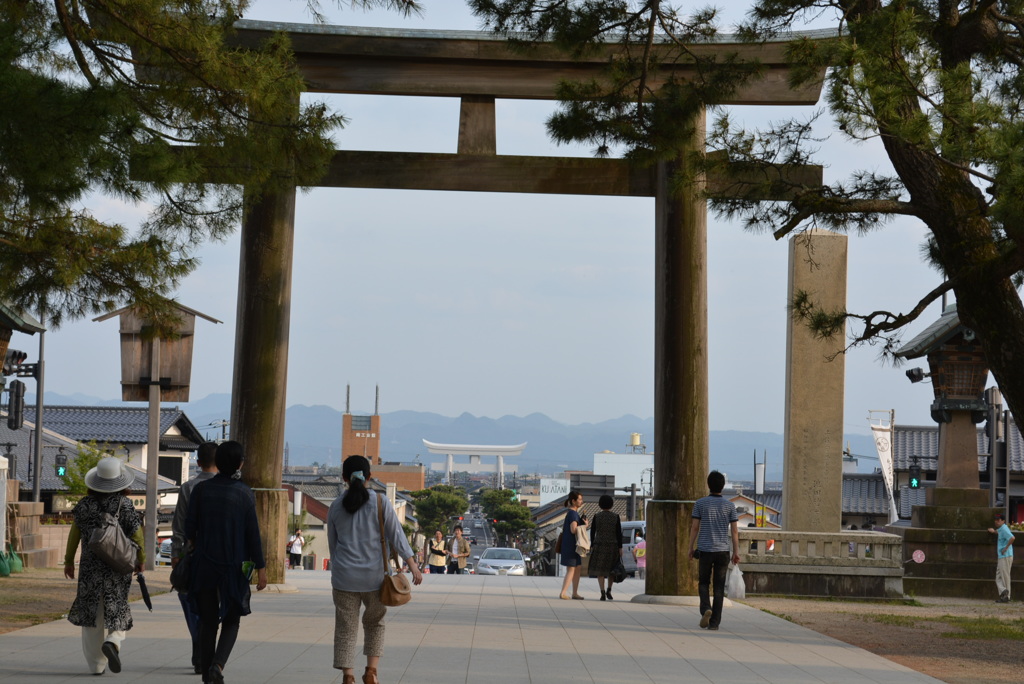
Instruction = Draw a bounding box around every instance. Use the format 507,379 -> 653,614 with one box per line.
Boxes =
782,230 -> 847,532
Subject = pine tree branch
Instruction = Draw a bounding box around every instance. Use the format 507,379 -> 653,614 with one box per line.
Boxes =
772,197 -> 918,240
54,0 -> 99,86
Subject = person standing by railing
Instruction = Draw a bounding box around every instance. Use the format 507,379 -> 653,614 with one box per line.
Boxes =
988,513 -> 1015,603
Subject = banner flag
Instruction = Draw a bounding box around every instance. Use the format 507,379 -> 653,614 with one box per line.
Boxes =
871,420 -> 899,524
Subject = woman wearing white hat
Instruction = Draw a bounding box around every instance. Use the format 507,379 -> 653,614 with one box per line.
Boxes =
63,456 -> 145,675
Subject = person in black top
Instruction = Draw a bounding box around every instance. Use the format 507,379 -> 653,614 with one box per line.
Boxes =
588,495 -> 623,600
186,441 -> 267,683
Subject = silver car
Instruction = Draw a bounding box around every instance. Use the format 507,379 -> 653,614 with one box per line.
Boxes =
155,538 -> 173,567
474,547 -> 526,576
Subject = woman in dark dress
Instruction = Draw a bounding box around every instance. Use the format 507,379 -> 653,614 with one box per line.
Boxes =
185,441 -> 267,684
558,490 -> 588,600
588,494 -> 623,600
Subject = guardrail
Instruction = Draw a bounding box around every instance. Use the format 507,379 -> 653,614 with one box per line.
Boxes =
737,529 -> 904,598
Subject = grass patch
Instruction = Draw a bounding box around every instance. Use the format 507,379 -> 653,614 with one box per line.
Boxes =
863,613 -> 918,627
752,594 -> 923,606
938,617 -> 1024,640
7,612 -> 65,625
760,609 -> 793,622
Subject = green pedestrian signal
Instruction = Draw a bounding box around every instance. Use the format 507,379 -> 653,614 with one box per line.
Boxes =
908,465 -> 921,489
54,448 -> 68,478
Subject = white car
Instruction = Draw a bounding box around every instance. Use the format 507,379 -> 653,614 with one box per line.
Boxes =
155,538 -> 173,567
474,547 -> 526,576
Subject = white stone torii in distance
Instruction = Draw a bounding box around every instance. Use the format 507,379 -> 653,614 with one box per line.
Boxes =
423,439 -> 525,488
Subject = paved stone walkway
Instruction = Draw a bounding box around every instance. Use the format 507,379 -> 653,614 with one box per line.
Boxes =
0,571 -> 941,683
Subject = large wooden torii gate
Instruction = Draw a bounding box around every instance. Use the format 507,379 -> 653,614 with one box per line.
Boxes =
221,21 -> 827,592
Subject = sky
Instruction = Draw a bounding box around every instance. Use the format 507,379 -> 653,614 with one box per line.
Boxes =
10,1 -> 956,442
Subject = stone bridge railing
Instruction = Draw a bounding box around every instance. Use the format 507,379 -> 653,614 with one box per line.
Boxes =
737,529 -> 905,598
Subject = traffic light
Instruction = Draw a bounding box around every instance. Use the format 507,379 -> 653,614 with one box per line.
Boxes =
2,349 -> 27,376
55,449 -> 68,477
6,379 -> 25,430
908,464 -> 922,489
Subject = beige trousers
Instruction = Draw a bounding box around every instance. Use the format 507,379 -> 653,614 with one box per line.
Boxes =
332,588 -> 387,670
81,600 -> 126,674
996,556 -> 1013,598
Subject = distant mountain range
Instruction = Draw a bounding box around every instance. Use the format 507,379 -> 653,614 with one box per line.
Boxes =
30,392 -> 878,479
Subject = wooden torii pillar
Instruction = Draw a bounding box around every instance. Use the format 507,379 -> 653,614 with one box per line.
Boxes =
217,21 -> 826,588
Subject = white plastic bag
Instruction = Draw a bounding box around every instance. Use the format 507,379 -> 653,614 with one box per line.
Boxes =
725,562 -> 745,599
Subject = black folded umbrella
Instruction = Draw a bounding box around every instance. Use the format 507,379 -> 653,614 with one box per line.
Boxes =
136,572 -> 153,611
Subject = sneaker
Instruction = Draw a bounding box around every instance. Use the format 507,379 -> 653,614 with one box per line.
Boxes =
996,596 -> 1010,604
699,609 -> 712,629
101,642 -> 121,673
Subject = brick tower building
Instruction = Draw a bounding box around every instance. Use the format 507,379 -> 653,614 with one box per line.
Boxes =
342,386 -> 424,491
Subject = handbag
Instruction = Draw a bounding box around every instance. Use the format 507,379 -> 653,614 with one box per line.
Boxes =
611,559 -> 627,584
170,551 -> 192,592
376,492 -> 412,607
574,523 -> 591,558
554,532 -> 562,554
87,502 -> 138,575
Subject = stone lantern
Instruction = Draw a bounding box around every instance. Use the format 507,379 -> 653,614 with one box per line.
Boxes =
95,304 -> 220,569
892,303 -> 1002,599
896,303 -> 988,489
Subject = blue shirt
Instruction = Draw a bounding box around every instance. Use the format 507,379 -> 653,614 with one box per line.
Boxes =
327,491 -> 413,593
997,524 -> 1014,559
692,494 -> 738,553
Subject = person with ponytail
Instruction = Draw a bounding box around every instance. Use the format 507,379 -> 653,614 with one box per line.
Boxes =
328,456 -> 423,684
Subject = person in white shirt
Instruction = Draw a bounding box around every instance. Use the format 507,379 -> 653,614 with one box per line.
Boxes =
288,529 -> 305,569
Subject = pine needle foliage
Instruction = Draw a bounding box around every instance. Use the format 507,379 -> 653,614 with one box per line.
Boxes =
0,1 -> 418,327
472,0 -> 1024,433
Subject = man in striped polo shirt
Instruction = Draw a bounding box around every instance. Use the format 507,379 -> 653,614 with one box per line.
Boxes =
688,471 -> 740,631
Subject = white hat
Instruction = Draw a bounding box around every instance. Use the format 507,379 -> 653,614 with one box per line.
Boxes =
84,457 -> 134,493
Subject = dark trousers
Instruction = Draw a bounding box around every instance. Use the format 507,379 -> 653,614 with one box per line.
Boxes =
196,587 -> 242,679
177,591 -> 201,667
698,551 -> 730,628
